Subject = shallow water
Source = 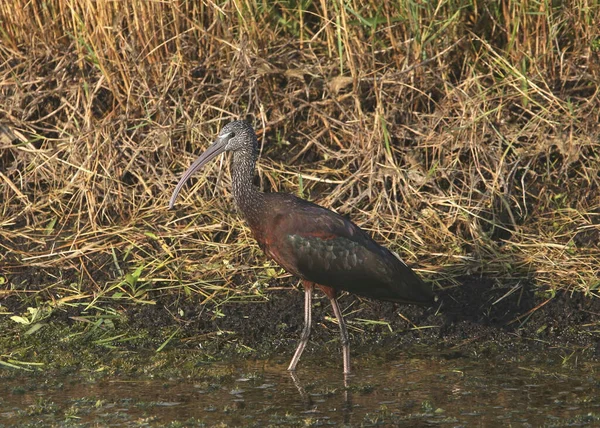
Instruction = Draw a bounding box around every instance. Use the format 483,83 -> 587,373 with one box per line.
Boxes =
2,353 -> 598,426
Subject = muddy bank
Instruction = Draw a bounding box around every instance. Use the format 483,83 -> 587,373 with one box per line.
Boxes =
125,276 -> 599,366
2,273 -> 598,376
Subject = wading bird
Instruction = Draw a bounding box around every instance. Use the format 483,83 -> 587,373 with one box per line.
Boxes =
169,121 -> 433,374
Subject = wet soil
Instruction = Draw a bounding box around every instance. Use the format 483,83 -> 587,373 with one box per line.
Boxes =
2,266 -> 599,372
3,272 -> 599,369
2,267 -> 599,378
124,276 -> 600,366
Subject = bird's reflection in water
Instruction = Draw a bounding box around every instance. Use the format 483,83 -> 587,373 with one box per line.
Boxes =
288,371 -> 353,423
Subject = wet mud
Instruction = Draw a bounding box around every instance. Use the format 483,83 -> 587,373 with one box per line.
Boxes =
123,276 -> 599,365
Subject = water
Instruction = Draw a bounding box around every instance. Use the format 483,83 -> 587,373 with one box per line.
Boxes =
1,354 -> 598,426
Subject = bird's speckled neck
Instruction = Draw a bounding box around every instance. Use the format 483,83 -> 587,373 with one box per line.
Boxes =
231,146 -> 265,228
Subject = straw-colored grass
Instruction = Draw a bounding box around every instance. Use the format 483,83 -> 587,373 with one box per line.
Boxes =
1,0 -> 599,323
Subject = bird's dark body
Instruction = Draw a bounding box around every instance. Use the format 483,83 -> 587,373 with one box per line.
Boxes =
247,192 -> 432,305
169,120 -> 434,374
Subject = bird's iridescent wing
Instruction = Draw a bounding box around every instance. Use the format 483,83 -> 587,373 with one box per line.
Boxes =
261,194 -> 433,305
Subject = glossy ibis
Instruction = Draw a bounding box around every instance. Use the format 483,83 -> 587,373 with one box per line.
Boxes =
169,120 -> 434,374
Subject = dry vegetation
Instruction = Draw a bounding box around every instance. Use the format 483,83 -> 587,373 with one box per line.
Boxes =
1,0 -> 599,324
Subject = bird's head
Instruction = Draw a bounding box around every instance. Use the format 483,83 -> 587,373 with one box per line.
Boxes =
168,120 -> 257,209
218,120 -> 257,153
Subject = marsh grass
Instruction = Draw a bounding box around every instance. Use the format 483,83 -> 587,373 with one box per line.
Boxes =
0,0 -> 599,335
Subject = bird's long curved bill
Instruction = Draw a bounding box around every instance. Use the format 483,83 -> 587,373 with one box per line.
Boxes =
168,138 -> 227,209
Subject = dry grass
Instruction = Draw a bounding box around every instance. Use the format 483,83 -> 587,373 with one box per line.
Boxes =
1,0 -> 599,319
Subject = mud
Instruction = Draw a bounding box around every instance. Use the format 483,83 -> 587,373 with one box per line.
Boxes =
124,276 -> 599,366
2,268 -> 599,373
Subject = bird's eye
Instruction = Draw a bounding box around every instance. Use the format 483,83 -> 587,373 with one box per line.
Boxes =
229,132 -> 236,138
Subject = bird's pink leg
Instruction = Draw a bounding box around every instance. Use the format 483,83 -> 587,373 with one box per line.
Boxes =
317,285 -> 350,374
288,281 -> 313,372
328,295 -> 350,374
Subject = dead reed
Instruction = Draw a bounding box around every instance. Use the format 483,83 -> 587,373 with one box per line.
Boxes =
1,0 -> 599,323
